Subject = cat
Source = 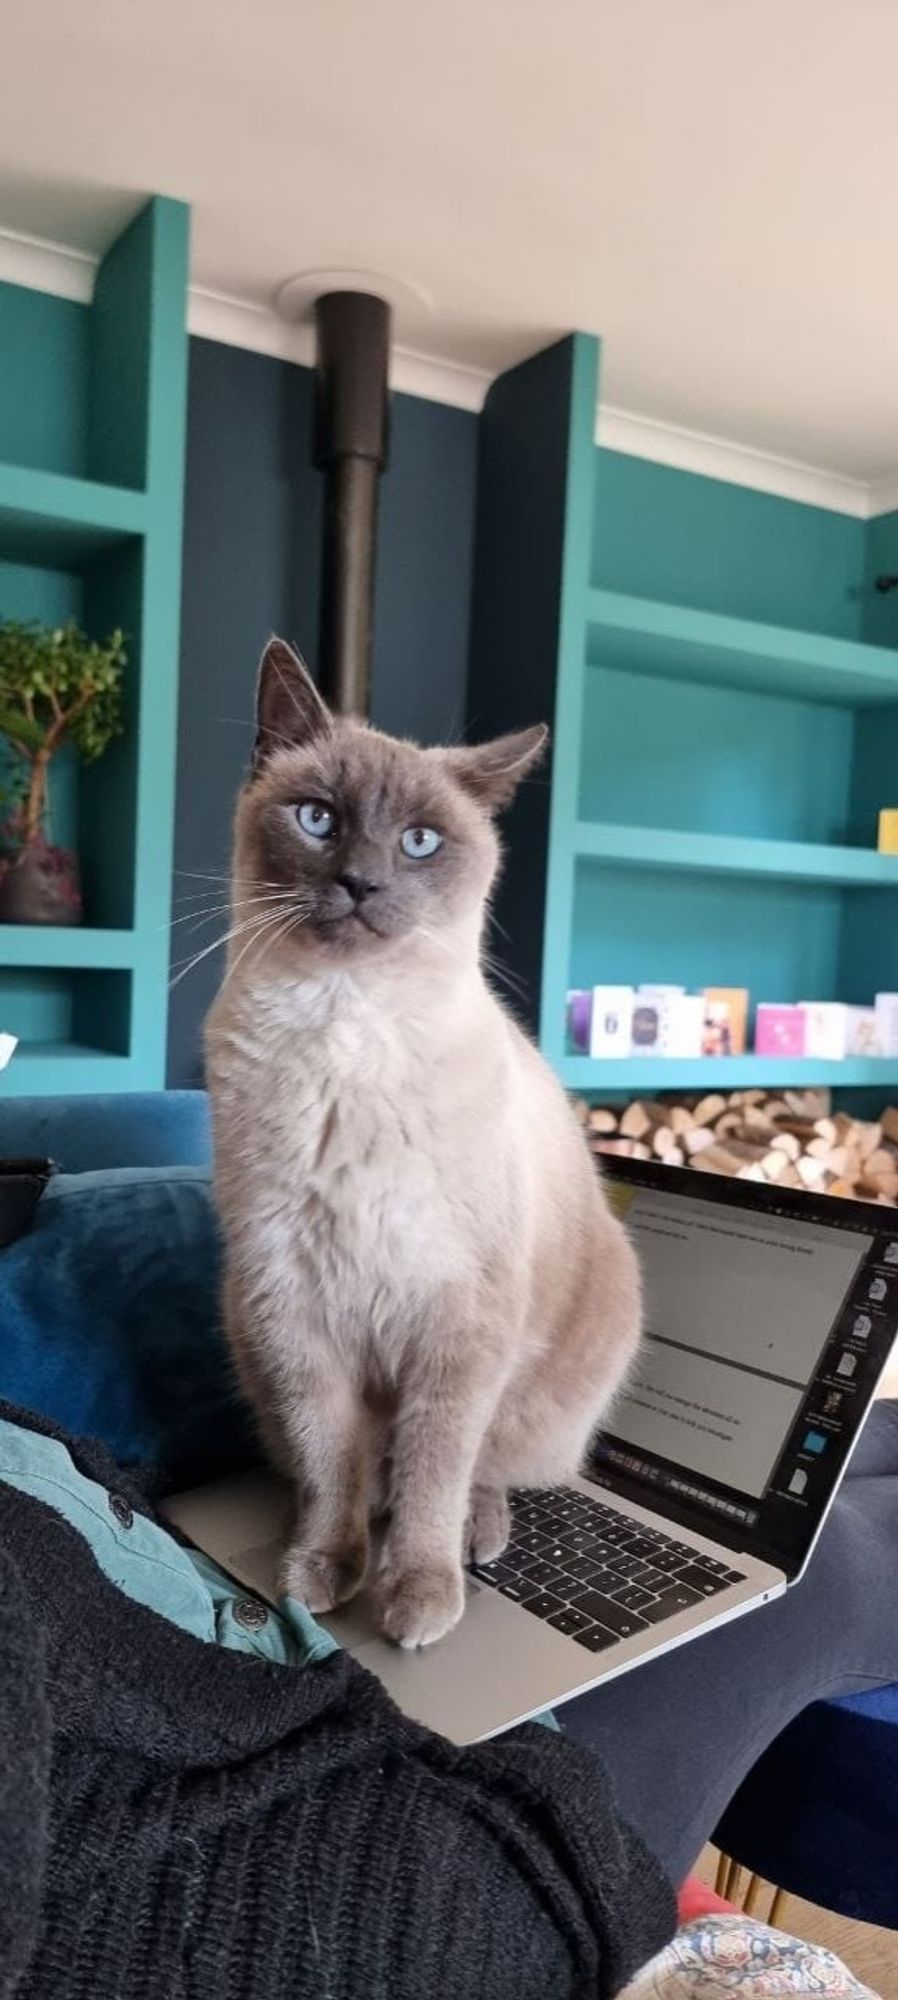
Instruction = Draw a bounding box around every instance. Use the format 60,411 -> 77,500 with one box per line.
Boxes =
205,638 -> 641,1649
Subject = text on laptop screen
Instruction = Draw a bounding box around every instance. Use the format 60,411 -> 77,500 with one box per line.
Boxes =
604,1186 -> 873,1501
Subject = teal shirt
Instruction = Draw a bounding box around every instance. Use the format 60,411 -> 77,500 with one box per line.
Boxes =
0,1416 -> 338,1668
0,1416 -> 558,1727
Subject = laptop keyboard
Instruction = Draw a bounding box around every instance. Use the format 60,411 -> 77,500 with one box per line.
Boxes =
470,1487 -> 746,1656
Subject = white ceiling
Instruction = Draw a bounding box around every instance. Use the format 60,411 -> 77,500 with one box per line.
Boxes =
1,0 -> 897,483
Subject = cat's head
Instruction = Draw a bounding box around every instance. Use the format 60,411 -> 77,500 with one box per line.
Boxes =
232,637 -> 547,964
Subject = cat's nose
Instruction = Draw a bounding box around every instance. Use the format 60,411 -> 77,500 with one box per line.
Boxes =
337,870 -> 381,904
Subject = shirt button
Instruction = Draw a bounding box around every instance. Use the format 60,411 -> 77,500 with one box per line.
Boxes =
109,1493 -> 133,1530
233,1598 -> 268,1632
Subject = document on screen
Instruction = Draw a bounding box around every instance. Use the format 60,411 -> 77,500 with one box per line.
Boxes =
608,1190 -> 872,1497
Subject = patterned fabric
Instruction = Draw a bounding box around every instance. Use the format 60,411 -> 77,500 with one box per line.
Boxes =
620,1916 -> 877,1999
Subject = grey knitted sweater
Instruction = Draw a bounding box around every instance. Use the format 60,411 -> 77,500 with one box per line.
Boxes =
0,1406 -> 675,1999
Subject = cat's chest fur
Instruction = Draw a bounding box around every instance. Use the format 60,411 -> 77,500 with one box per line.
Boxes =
209,971 -> 495,1341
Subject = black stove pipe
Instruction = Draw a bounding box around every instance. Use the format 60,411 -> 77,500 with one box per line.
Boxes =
313,291 -> 391,717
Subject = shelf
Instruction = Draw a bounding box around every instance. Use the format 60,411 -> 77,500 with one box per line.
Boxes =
574,822 -> 898,888
584,588 -> 898,707
1,1042 -> 136,1096
0,462 -> 146,568
0,927 -> 136,969
557,1055 -> 898,1093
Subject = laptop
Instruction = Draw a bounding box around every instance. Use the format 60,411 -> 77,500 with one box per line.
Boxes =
165,1155 -> 896,1742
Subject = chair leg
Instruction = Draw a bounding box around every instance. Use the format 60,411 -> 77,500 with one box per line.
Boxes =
743,1873 -> 764,1916
714,1850 -> 730,1897
769,1887 -> 789,1930
724,1858 -> 744,1904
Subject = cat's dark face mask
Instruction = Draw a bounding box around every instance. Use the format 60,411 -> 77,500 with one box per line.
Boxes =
233,639 -> 546,961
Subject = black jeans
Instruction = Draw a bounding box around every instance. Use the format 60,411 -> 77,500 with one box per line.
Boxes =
562,1398 -> 898,1884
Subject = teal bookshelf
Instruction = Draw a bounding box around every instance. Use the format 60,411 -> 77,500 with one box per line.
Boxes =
557,1056 -> 898,1093
583,588 -> 898,704
574,824 -> 898,888
468,332 -> 898,1103
0,197 -> 189,1095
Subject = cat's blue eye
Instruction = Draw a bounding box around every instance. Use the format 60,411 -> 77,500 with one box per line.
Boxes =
401,826 -> 443,859
297,800 -> 336,840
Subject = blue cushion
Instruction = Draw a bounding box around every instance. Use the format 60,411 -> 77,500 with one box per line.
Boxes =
0,1165 -> 257,1490
0,1092 -> 212,1174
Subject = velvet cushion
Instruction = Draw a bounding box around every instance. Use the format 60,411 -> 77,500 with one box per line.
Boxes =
0,1166 -> 257,1490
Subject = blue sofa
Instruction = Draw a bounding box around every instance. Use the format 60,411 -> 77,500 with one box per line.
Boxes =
2,1089 -> 896,1926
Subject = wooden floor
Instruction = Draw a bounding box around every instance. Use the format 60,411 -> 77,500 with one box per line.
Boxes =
697,1848 -> 898,1997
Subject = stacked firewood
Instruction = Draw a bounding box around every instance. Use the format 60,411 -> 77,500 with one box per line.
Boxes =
576,1089 -> 898,1205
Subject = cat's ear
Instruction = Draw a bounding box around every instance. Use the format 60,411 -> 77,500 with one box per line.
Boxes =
252,638 -> 333,771
443,724 -> 548,812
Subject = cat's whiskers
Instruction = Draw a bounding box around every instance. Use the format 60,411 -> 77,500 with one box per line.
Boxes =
415,921 -> 530,1007
169,905 -> 300,990
174,870 -> 290,891
481,951 -> 531,1007
220,901 -> 311,990
165,889 -> 297,936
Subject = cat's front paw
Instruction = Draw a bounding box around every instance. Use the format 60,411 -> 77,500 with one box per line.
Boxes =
381,1561 -> 466,1649
282,1538 -> 368,1614
465,1484 -> 510,1565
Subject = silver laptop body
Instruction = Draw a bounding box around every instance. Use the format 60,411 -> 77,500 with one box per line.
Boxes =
166,1158 -> 895,1743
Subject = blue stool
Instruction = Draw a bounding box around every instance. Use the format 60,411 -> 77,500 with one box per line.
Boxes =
715,1685 -> 898,1928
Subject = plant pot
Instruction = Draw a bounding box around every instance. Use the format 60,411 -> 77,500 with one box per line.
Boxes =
0,840 -> 83,925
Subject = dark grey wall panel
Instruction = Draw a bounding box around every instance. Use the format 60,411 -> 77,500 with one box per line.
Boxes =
167,336 -> 477,1086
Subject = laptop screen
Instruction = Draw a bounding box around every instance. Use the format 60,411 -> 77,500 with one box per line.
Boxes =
591,1157 -> 897,1575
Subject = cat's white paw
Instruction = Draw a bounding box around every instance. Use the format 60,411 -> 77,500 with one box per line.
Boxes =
381,1562 -> 465,1649
282,1539 -> 368,1613
465,1485 -> 510,1565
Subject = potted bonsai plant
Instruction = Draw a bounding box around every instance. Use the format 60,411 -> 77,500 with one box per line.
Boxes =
0,619 -> 126,925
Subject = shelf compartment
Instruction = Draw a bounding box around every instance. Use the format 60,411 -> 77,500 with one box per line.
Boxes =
0,462 -> 146,568
558,1055 -> 898,1093
0,927 -> 136,969
584,588 -> 898,707
570,862 -> 842,1015
574,823 -> 898,888
1,1041 -> 137,1096
0,966 -> 131,1070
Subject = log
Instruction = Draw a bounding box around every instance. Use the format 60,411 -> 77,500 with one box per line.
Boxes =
769,1132 -> 801,1162
669,1106 -> 695,1137
862,1173 -> 898,1201
742,1104 -> 775,1132
860,1122 -> 885,1161
693,1093 -> 728,1127
718,1137 -> 769,1165
660,1144 -> 686,1167
587,1107 -> 618,1135
683,1127 -> 717,1156
691,1145 -> 743,1177
882,1106 -> 898,1147
651,1125 -> 675,1158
